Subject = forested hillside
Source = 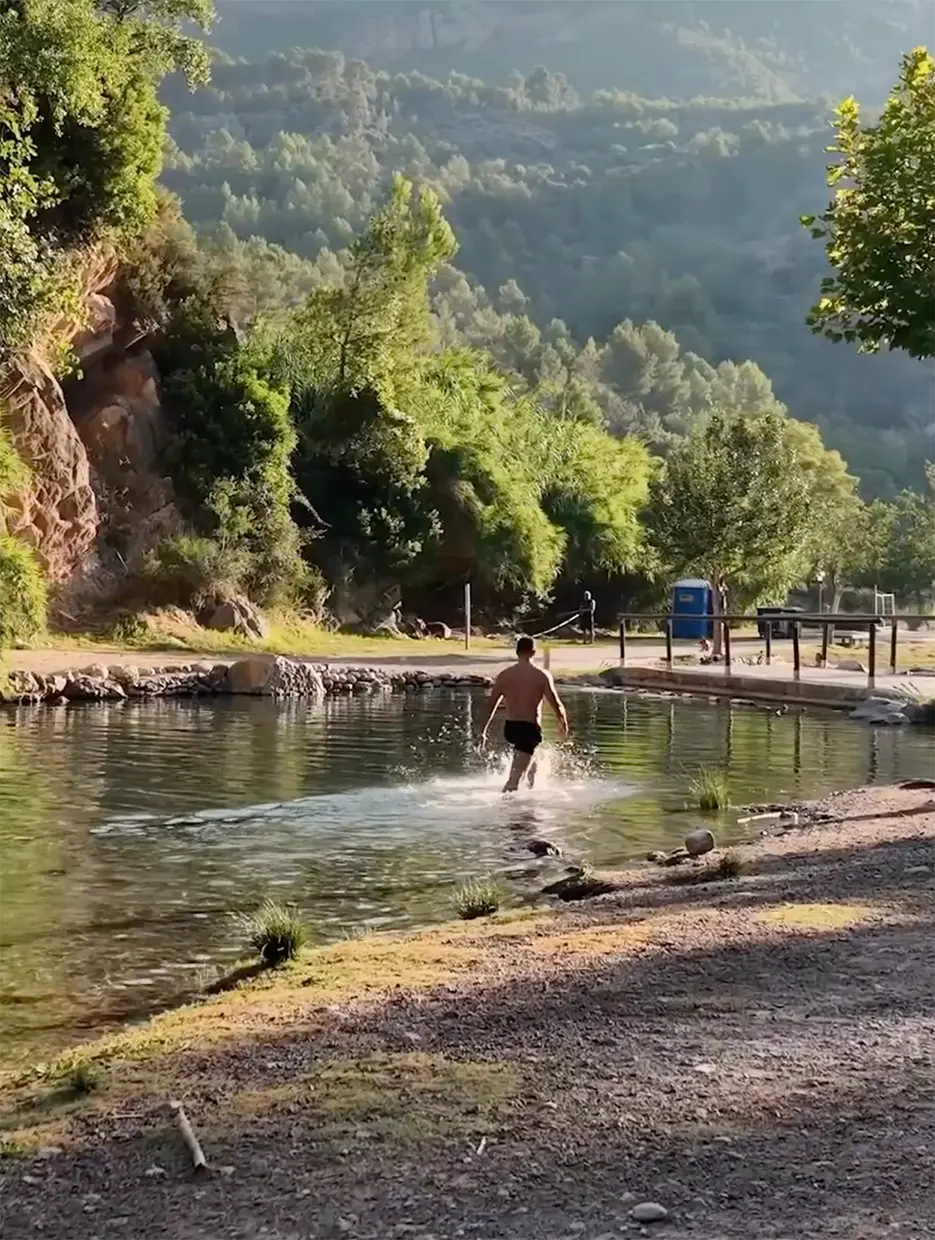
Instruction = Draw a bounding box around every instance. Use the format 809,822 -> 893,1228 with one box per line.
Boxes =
0,0 -> 931,645
162,48 -> 934,495
213,1 -> 933,104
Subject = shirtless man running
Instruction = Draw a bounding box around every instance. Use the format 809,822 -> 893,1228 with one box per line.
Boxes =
480,636 -> 569,793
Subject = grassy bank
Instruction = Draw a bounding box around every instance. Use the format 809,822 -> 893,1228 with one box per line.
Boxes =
17,616 -> 491,661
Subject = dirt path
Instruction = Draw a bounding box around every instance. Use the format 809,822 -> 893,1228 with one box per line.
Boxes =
2,785 -> 934,1239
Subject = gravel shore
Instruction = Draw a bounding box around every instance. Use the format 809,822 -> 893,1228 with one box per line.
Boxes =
1,783 -> 933,1239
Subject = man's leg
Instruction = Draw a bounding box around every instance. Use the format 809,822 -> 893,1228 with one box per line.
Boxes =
525,758 -> 538,789
502,748 -> 532,793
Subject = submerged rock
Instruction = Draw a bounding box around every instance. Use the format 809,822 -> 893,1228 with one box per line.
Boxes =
526,839 -> 563,858
904,700 -> 935,727
849,697 -> 909,725
541,869 -> 620,901
662,847 -> 690,867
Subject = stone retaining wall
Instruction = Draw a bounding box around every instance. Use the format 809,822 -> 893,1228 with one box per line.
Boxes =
0,656 -> 494,706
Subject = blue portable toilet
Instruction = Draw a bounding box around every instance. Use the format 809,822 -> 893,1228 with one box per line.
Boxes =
671,578 -> 713,639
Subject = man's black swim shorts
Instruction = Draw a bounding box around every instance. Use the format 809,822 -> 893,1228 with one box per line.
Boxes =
503,720 -> 542,755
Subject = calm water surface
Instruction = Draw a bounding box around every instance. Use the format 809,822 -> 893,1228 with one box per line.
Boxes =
1,688 -> 931,1061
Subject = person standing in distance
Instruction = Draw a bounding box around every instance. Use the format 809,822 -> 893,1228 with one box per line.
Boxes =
480,636 -> 569,793
578,590 -> 596,643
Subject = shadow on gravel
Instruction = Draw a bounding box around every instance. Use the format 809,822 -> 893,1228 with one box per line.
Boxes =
613,830 -> 935,920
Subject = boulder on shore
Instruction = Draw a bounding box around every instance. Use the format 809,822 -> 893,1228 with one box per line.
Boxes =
685,828 -> 716,857
199,596 -> 269,639
224,656 -> 324,699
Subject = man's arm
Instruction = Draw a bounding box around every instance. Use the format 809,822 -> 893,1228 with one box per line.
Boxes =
480,673 -> 504,741
543,671 -> 569,738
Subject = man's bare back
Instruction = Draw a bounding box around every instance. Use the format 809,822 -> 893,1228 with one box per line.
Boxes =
480,636 -> 568,793
494,660 -> 554,724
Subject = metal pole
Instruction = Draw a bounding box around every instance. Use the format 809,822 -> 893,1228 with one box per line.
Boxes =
889,621 -> 898,674
665,618 -> 673,669
464,581 -> 471,651
765,623 -> 772,666
868,621 -> 876,689
619,620 -> 626,665
792,621 -> 801,682
723,620 -> 731,672
821,621 -> 829,667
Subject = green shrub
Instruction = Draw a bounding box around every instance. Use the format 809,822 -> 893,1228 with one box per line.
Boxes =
0,536 -> 47,647
688,766 -> 729,812
235,899 -> 308,966
104,611 -> 150,646
154,305 -> 308,606
454,879 -> 501,920
139,534 -> 250,609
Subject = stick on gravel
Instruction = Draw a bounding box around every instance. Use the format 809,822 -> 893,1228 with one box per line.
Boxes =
169,1100 -> 207,1171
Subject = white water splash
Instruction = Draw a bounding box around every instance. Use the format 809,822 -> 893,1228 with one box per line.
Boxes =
91,744 -> 634,843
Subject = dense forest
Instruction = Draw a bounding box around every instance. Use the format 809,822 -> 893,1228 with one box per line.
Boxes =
0,0 -> 932,644
161,44 -> 933,497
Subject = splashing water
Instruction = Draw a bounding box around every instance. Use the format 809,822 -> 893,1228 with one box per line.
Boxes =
93,743 -> 631,844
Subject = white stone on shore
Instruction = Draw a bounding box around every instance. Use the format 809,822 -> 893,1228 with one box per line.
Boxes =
628,1202 -> 669,1223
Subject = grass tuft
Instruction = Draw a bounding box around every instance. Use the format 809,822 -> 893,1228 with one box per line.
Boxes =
716,850 -> 743,878
65,1061 -> 98,1095
454,879 -> 501,920
666,849 -> 743,887
235,899 -> 309,966
688,766 -> 730,812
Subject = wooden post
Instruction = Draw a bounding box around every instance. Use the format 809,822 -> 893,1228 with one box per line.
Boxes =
821,621 -> 829,667
723,620 -> 732,672
765,622 -> 772,666
619,620 -> 626,665
792,621 -> 801,682
889,621 -> 898,674
868,621 -> 876,689
464,581 -> 471,651
665,618 -> 673,669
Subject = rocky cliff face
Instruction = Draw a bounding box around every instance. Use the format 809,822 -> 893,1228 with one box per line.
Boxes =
1,250 -> 181,620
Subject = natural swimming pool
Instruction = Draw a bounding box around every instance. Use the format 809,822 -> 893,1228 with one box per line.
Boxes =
1,687 -> 931,1062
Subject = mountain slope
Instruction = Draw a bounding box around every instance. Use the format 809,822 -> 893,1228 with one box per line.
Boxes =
162,49 -> 934,495
213,0 -> 934,103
